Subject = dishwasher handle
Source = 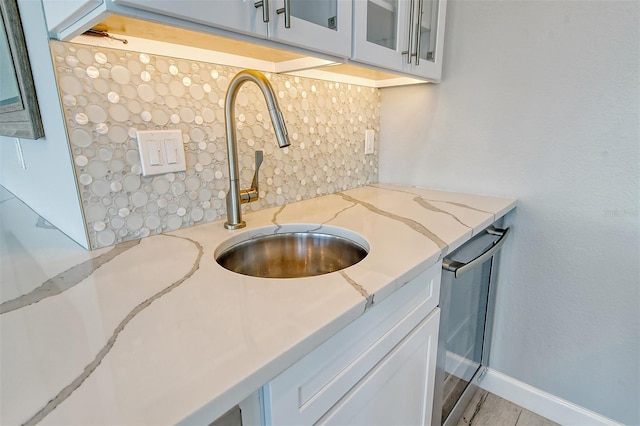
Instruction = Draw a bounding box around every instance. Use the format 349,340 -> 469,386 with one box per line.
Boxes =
443,227 -> 510,278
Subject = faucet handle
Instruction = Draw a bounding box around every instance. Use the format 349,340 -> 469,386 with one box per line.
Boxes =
239,151 -> 263,204
251,150 -> 264,192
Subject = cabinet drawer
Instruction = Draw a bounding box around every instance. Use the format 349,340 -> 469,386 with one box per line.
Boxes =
263,262 -> 441,426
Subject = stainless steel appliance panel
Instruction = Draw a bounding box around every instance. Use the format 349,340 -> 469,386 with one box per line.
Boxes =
432,224 -> 510,426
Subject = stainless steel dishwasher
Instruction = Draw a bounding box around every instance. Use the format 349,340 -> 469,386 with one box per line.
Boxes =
431,224 -> 510,426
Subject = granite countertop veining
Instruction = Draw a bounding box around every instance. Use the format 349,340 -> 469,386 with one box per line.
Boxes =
0,184 -> 516,425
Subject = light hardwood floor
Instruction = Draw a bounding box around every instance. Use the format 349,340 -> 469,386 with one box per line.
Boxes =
457,390 -> 559,426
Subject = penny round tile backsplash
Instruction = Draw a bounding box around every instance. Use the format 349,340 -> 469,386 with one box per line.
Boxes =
51,41 -> 380,249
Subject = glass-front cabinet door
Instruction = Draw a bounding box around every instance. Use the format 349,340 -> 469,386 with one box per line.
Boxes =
353,0 -> 447,81
410,0 -> 444,79
268,0 -> 352,58
353,0 -> 409,71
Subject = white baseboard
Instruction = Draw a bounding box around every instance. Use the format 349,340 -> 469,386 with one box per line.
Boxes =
478,368 -> 621,426
445,350 -> 478,380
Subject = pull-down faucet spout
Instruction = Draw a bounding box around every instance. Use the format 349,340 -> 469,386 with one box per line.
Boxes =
223,70 -> 290,230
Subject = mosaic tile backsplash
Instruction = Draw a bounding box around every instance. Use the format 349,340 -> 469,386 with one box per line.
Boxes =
50,41 -> 380,249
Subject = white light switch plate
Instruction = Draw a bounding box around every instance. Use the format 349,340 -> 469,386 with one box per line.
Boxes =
364,129 -> 375,155
136,130 -> 186,176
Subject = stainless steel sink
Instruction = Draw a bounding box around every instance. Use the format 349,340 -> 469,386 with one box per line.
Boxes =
215,226 -> 369,278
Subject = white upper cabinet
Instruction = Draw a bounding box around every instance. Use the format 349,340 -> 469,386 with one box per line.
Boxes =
112,0 -> 351,58
42,0 -> 447,85
111,0 -> 268,38
42,0 -> 103,35
268,0 -> 352,57
352,0 -> 447,81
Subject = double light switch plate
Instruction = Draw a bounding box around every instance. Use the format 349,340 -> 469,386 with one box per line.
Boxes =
136,130 -> 186,176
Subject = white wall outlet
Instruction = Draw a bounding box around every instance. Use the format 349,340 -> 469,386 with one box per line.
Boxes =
364,129 -> 375,155
136,130 -> 186,176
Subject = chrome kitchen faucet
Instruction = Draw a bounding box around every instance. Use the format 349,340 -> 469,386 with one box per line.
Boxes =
223,70 -> 290,230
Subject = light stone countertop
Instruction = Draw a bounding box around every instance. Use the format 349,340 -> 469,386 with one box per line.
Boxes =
0,184 -> 516,425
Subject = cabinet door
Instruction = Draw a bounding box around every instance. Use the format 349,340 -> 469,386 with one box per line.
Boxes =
263,264 -> 441,426
352,0 -> 412,73
112,0 -> 268,38
353,0 -> 447,81
317,308 -> 440,426
408,0 -> 447,81
268,0 -> 352,57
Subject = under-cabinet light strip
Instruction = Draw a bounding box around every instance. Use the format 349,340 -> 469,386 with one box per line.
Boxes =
69,32 -> 424,87
71,33 -> 278,73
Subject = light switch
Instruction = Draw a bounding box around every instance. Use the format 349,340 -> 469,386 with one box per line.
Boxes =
137,130 -> 186,176
164,139 -> 178,164
148,140 -> 162,166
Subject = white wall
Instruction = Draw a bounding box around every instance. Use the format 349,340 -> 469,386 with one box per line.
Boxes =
0,0 -> 87,248
379,0 -> 639,424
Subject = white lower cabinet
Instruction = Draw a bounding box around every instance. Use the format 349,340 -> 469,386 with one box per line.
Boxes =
257,262 -> 441,426
318,309 -> 439,426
